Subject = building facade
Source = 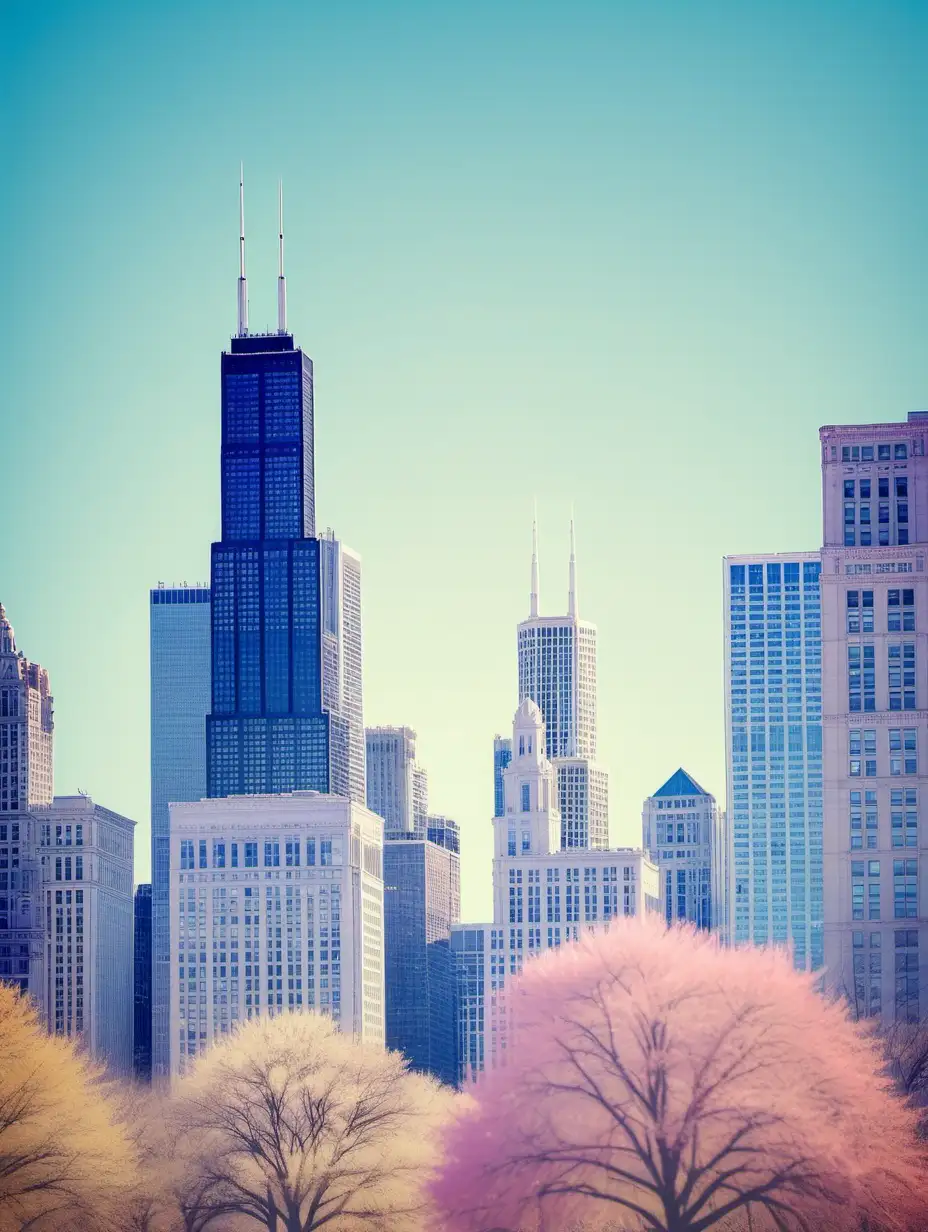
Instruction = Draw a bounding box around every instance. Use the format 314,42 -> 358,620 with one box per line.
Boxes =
820,415 -> 928,1022
723,554 -> 823,971
642,768 -> 721,929
150,584 -> 211,1082
168,793 -> 384,1079
134,883 -> 152,1081
205,327 -> 364,805
36,796 -> 136,1076
452,700 -> 658,1081
493,736 -> 512,818
366,726 -> 428,837
0,604 -> 53,999
517,524 -> 608,848
383,829 -> 460,1085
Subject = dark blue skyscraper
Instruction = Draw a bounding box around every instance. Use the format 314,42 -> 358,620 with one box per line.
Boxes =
134,883 -> 152,1082
206,181 -> 364,802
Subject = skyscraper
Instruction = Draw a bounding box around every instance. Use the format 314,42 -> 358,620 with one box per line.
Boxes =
641,769 -> 721,929
493,736 -> 512,818
168,793 -> 384,1077
134,883 -> 152,1082
452,701 -> 658,1081
820,415 -> 928,1022
205,179 -> 364,805
150,584 -> 211,1083
35,795 -> 136,1076
0,604 -> 53,998
366,726 -> 428,837
723,554 -> 824,971
383,828 -> 460,1085
517,520 -> 608,848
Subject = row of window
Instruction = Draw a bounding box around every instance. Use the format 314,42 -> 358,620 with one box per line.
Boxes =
179,837 -> 344,870
849,728 -> 918,776
851,859 -> 918,920
848,642 -> 916,711
847,589 -> 915,633
849,789 -> 918,851
841,443 -> 908,461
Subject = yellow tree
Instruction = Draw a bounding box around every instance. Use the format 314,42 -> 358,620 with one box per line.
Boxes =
0,982 -> 137,1231
174,1011 -> 455,1232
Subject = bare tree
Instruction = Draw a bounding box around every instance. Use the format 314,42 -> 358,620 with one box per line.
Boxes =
0,982 -> 137,1231
880,1018 -> 928,1137
433,918 -> 928,1232
173,1011 -> 454,1232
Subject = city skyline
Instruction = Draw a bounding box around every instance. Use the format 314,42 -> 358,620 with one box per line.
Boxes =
4,3 -> 927,922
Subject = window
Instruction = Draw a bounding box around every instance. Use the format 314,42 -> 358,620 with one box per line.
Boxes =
198,840 -> 207,870
879,477 -> 890,499
852,862 -> 865,921
320,840 -> 332,867
844,480 -> 855,499
521,830 -> 531,853
306,838 -> 316,866
213,841 -> 226,869
891,789 -> 918,849
893,859 -> 917,919
507,830 -> 516,857
878,444 -> 891,460
850,791 -> 862,850
895,444 -> 908,460
888,589 -> 915,633
895,929 -> 919,1022
521,783 -> 531,813
244,842 -> 258,868
264,841 -> 280,868
285,840 -> 300,867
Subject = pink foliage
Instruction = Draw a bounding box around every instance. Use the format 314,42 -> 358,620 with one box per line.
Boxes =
432,916 -> 928,1232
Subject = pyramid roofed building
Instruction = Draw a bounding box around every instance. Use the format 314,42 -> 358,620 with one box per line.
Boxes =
651,767 -> 709,799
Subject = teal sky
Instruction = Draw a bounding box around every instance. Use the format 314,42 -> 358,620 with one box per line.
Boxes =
1,1 -> 926,920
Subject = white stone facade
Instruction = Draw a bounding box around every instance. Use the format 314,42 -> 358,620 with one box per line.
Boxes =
168,792 -> 385,1079
821,416 -> 928,1022
35,796 -> 136,1077
365,726 -> 428,836
452,701 -> 658,1081
641,769 -> 722,930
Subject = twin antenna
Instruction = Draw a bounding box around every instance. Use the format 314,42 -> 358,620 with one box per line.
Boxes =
237,165 -> 288,338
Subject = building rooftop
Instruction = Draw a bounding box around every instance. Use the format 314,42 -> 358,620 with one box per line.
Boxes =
651,768 -> 710,799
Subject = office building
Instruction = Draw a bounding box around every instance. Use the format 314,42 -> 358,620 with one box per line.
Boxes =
452,700 -> 658,1081
150,584 -> 211,1082
36,796 -> 136,1077
820,415 -> 928,1022
366,727 -> 428,837
168,792 -> 384,1079
517,522 -> 608,848
0,604 -> 53,998
134,883 -> 152,1081
205,182 -> 364,805
723,554 -> 823,971
642,769 -> 721,929
493,736 -> 512,819
383,829 -> 460,1085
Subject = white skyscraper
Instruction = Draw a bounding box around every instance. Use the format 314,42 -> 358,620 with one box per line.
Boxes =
320,532 -> 366,804
452,700 -> 658,1081
517,520 -> 608,848
168,792 -> 384,1079
365,726 -> 428,837
35,795 -> 136,1077
641,769 -> 723,930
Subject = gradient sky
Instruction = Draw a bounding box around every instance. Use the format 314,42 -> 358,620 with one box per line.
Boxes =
1,1 -> 927,920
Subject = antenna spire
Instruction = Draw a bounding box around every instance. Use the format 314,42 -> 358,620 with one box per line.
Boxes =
277,179 -> 288,333
237,164 -> 248,336
568,510 -> 578,619
530,502 -> 540,618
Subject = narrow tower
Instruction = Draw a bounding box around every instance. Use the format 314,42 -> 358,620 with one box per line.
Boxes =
568,513 -> 578,619
530,512 -> 540,618
277,180 -> 288,334
237,165 -> 248,337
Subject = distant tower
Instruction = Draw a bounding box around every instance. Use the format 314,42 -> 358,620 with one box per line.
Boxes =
641,769 -> 722,930
366,727 -> 428,837
0,604 -> 52,999
134,884 -> 152,1082
493,735 -> 512,818
516,521 -> 608,848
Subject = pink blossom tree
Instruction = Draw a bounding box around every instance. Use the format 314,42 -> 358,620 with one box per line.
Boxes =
432,917 -> 928,1232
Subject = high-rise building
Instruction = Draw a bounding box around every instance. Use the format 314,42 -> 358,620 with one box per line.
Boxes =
452,700 -> 658,1082
0,604 -> 53,998
168,793 -> 384,1078
383,828 -> 460,1085
366,727 -> 428,837
493,736 -> 512,818
641,769 -> 721,929
35,796 -> 136,1076
205,182 -> 364,805
723,554 -> 824,971
517,521 -> 608,848
134,883 -> 152,1082
820,415 -> 928,1022
150,584 -> 211,1083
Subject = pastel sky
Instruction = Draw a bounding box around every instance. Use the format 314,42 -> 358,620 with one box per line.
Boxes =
1,1 -> 926,920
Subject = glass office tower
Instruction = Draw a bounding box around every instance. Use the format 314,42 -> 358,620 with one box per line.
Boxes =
206,333 -> 364,801
723,553 -> 824,971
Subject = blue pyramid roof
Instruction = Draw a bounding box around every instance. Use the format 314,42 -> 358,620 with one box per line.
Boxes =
652,768 -> 709,799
